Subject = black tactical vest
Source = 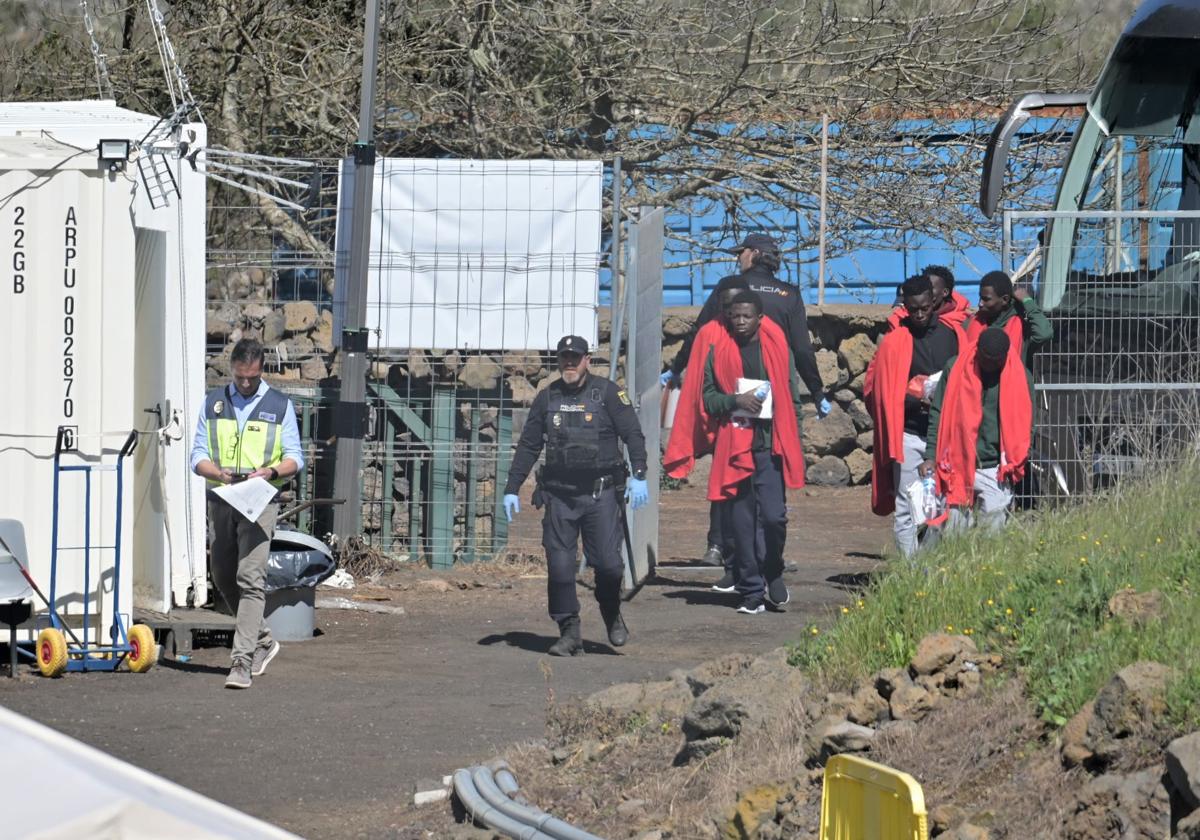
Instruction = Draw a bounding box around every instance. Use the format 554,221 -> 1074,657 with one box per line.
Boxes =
542,381 -> 623,485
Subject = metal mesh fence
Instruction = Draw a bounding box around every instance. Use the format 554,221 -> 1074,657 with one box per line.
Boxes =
205,155 -> 611,566
1003,210 -> 1200,505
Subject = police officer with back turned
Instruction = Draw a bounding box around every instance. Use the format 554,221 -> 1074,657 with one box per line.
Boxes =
503,335 -> 650,656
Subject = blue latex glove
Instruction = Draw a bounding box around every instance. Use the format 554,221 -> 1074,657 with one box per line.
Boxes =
659,370 -> 678,388
625,478 -> 649,511
817,397 -> 832,419
503,494 -> 520,522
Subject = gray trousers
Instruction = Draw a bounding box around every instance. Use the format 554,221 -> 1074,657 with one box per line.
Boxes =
943,466 -> 1013,534
891,432 -> 929,558
209,499 -> 277,663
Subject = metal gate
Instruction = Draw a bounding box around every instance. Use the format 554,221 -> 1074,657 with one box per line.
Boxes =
1002,209 -> 1200,503
623,207 -> 666,588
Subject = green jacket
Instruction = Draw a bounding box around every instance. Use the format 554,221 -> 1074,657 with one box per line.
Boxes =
990,296 -> 1053,371
925,356 -> 1034,470
702,340 -> 805,452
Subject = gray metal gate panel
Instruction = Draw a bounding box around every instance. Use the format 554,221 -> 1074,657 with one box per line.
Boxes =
624,207 -> 665,588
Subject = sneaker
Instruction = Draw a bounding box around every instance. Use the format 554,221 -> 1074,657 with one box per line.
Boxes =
251,640 -> 280,677
224,658 -> 252,690
765,578 -> 791,610
711,572 -> 737,593
736,598 -> 765,615
701,545 -> 725,567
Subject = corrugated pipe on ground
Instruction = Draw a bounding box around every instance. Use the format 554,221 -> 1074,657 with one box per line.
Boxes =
451,762 -> 605,840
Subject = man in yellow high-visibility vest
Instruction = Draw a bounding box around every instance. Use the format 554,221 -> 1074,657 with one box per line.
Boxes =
191,338 -> 303,689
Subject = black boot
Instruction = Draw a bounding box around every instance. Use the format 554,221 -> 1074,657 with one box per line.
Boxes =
600,603 -> 629,647
548,615 -> 583,657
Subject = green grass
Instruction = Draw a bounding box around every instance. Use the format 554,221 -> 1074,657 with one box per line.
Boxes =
789,465 -> 1200,729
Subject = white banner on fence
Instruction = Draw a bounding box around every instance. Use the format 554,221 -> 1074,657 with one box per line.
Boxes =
335,158 -> 602,351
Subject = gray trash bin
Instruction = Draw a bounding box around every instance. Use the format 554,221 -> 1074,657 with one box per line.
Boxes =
264,530 -> 334,642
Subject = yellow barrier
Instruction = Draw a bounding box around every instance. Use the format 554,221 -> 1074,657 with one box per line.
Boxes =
819,754 -> 929,840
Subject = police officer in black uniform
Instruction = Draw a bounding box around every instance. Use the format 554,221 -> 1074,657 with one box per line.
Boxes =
503,335 -> 650,656
662,233 -> 830,578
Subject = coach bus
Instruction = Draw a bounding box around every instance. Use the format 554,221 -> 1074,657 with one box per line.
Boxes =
979,0 -> 1200,499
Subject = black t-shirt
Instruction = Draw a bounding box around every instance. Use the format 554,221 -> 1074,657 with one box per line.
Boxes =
904,320 -> 959,438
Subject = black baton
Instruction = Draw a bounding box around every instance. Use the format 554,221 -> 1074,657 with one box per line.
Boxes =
618,500 -> 637,596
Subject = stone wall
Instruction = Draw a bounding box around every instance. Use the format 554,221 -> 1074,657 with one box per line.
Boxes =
205,296 -> 893,505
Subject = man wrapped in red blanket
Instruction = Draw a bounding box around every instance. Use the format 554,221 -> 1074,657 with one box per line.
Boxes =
920,326 -> 1033,534
664,290 -> 805,614
865,275 -> 963,557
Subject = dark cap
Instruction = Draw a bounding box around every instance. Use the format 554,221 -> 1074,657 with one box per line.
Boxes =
724,233 -> 780,255
556,335 -> 589,355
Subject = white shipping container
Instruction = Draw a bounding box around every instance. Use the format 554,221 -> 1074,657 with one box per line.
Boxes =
0,101 -> 207,636
0,136 -> 136,637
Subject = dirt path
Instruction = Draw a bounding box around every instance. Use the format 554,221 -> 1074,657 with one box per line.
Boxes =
0,484 -> 890,838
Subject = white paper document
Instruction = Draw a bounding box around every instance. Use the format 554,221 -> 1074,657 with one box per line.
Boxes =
732,378 -> 774,419
211,477 -> 277,523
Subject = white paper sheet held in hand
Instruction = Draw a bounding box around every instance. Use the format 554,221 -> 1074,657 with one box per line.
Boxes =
732,378 -> 773,419
211,477 -> 278,523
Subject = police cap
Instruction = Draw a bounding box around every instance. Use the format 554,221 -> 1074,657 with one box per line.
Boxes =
555,335 -> 589,355
724,233 -> 780,255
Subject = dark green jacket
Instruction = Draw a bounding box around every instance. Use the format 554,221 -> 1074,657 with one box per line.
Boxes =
701,340 -> 805,452
925,356 -> 1034,469
989,296 -> 1053,371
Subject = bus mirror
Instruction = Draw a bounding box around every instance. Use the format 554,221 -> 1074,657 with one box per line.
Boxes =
980,92 -> 1090,219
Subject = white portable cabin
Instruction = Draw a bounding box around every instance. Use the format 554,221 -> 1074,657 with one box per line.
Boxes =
0,101 -> 207,637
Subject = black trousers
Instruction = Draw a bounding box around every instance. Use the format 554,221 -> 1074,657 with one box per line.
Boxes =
709,500 -> 764,573
721,450 -> 788,599
542,487 -> 624,622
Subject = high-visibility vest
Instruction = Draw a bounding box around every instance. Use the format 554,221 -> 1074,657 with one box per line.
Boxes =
203,384 -> 291,488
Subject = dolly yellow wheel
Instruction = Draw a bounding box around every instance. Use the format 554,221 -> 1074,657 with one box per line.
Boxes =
37,628 -> 68,678
126,624 -> 157,673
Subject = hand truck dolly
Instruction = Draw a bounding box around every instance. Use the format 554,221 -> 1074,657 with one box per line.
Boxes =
34,427 -> 158,676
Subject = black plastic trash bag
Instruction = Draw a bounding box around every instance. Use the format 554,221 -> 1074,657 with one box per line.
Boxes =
265,529 -> 335,592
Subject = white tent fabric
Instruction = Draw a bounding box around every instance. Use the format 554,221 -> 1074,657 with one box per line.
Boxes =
0,706 -> 298,839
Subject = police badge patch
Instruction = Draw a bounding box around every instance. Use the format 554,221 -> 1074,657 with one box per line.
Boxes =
617,390 -> 631,406
552,413 -> 562,427
213,400 -> 224,416
584,413 -> 593,422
